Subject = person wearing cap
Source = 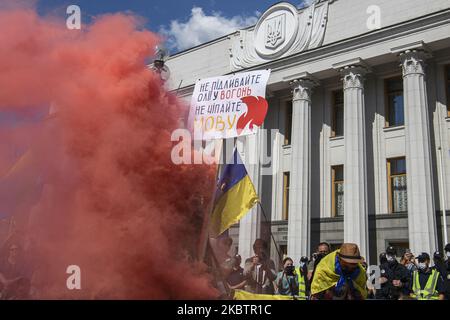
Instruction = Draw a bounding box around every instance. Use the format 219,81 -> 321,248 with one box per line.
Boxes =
433,249 -> 450,300
410,252 -> 445,300
310,243 -> 367,300
375,246 -> 411,300
445,243 -> 450,261
432,251 -> 447,279
445,244 -> 450,275
295,256 -> 310,299
444,244 -> 450,300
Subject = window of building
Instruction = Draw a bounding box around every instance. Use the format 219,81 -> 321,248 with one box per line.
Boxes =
446,66 -> 450,117
282,172 -> 290,220
284,101 -> 292,145
385,77 -> 404,127
387,157 -> 407,213
331,90 -> 344,137
331,165 -> 344,217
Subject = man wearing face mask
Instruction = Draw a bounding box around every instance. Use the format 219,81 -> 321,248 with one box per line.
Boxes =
295,256 -> 310,299
410,252 -> 445,300
375,246 -> 411,300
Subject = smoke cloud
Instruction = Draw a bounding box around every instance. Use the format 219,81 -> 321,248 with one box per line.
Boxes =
0,5 -> 217,299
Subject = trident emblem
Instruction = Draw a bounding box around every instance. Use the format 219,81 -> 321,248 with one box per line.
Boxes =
265,14 -> 286,49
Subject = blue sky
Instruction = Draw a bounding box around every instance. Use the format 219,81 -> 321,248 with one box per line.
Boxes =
36,0 -> 312,52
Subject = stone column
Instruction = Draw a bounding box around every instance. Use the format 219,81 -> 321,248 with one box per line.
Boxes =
333,58 -> 370,259
391,42 -> 437,254
287,74 -> 318,263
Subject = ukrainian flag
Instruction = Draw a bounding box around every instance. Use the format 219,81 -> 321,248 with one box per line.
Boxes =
209,149 -> 258,237
233,289 -> 298,300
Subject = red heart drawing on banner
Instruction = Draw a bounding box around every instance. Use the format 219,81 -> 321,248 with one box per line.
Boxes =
236,96 -> 268,135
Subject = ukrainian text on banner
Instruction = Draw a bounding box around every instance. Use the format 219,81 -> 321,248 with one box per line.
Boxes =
188,70 -> 271,140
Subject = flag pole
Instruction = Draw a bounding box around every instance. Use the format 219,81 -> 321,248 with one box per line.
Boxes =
258,201 -> 283,264
197,191 -> 217,262
195,138 -> 235,298
197,139 -> 223,262
206,238 -> 232,298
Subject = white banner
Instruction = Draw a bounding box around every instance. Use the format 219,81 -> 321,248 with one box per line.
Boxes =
188,70 -> 271,140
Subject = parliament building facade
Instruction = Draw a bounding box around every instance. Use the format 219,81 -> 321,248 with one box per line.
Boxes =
166,0 -> 450,266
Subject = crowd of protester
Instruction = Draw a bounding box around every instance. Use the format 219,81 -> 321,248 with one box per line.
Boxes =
2,232 -> 450,300
216,236 -> 450,300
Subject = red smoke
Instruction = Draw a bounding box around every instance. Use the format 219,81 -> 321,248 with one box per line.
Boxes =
0,6 -> 218,299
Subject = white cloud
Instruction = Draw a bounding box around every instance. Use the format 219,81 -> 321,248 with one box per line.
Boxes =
161,7 -> 259,52
302,0 -> 317,6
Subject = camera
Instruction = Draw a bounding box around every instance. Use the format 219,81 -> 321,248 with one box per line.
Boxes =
315,252 -> 324,261
284,265 -> 295,275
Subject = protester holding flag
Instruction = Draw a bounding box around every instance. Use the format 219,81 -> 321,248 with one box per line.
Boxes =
243,239 -> 276,295
201,148 -> 261,297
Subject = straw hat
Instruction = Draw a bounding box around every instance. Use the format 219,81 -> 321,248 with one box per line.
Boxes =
338,243 -> 364,264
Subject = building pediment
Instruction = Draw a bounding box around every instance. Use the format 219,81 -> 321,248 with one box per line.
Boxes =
229,0 -> 335,70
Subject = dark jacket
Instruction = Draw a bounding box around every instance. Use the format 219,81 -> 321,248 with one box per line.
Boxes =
440,261 -> 450,300
376,260 -> 411,300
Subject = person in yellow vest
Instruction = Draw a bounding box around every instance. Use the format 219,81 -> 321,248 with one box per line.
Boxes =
310,243 -> 367,300
295,256 -> 310,299
410,252 -> 445,300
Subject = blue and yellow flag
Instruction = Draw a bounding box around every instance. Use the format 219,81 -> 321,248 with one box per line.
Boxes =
209,149 -> 258,237
233,289 -> 299,300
